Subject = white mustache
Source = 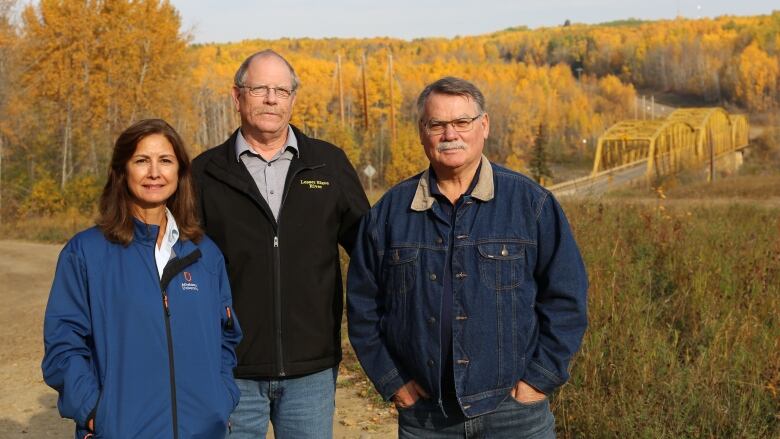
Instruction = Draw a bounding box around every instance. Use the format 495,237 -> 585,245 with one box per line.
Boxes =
436,141 -> 467,152
252,107 -> 281,116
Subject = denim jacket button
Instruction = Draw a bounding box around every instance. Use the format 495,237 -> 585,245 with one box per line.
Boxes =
435,237 -> 443,244
427,359 -> 435,367
429,273 -> 437,281
428,316 -> 436,325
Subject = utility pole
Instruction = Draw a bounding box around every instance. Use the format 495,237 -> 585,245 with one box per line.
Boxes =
651,95 -> 655,119
337,54 -> 345,126
361,53 -> 369,131
388,52 -> 396,147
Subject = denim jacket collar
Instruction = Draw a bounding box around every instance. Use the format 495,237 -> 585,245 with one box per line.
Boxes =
411,154 -> 495,211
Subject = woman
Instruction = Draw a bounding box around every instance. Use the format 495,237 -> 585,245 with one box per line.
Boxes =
42,119 -> 242,439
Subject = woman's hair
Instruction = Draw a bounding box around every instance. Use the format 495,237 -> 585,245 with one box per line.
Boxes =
96,118 -> 203,245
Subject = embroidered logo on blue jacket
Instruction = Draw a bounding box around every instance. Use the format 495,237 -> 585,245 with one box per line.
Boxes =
181,271 -> 199,292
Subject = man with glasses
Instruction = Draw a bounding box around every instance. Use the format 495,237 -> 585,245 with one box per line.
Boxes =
192,50 -> 369,438
347,77 -> 588,438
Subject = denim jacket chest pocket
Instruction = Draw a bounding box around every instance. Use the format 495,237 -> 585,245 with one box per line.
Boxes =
382,246 -> 419,299
476,241 -> 526,291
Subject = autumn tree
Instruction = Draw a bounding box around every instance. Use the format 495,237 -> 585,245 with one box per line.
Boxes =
735,42 -> 778,111
320,118 -> 362,168
384,122 -> 428,186
9,6 -> 774,220
0,0 -> 17,223
19,0 -> 191,189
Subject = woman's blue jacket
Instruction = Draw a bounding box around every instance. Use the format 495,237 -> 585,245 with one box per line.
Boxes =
42,220 -> 242,438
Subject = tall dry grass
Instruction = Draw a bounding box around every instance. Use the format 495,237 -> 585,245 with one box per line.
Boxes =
0,208 -> 95,243
558,200 -> 779,438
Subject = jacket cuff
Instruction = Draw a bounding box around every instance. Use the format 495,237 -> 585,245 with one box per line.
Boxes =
78,393 -> 100,430
522,360 -> 565,395
376,368 -> 409,401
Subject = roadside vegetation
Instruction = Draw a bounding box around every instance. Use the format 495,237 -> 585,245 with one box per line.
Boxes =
559,199 -> 779,438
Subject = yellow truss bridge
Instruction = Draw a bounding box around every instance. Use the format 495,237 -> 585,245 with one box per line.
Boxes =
549,108 -> 749,196
592,108 -> 749,179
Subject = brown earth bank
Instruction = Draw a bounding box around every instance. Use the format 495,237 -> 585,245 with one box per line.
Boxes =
0,240 -> 396,438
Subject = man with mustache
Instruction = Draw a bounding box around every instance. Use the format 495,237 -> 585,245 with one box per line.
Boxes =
347,77 -> 588,438
192,50 -> 369,438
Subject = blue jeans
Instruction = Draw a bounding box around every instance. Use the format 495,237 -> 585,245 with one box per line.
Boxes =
398,396 -> 555,439
229,367 -> 337,439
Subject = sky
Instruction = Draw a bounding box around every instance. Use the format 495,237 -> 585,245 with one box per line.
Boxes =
169,0 -> 778,44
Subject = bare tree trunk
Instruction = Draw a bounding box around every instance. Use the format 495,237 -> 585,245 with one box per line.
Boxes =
199,92 -> 208,150
61,100 -> 72,189
361,53 -> 369,131
378,125 -> 385,181
90,138 -> 98,175
131,40 -> 151,122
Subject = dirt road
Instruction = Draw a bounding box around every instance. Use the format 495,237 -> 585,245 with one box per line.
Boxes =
0,240 -> 395,438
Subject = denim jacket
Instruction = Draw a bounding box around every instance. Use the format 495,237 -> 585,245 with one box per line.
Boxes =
347,157 -> 588,418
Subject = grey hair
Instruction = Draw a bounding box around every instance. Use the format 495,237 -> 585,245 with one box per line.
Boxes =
416,76 -> 486,124
233,49 -> 300,91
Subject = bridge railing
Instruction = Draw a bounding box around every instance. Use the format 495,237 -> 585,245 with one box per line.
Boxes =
549,159 -> 648,197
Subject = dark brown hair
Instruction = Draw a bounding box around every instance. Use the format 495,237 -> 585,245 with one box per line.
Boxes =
96,119 -> 203,245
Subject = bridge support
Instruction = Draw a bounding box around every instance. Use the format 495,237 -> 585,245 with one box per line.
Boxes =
706,150 -> 744,181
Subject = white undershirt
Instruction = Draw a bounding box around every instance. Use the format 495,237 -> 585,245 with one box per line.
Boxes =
154,208 -> 179,279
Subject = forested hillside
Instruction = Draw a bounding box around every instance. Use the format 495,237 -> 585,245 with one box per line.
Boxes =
0,0 -> 777,220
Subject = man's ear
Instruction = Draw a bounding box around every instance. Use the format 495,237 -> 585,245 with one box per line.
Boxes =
231,86 -> 241,112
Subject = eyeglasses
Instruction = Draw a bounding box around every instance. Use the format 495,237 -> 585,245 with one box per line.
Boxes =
238,84 -> 295,99
423,114 -> 483,135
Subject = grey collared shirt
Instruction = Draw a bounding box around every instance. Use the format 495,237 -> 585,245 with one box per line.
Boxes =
236,126 -> 299,220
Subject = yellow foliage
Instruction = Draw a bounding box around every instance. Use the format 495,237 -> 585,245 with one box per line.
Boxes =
504,151 -> 528,175
64,175 -> 102,213
319,119 -> 362,167
19,176 -> 65,217
385,122 -> 428,186
736,42 -> 779,111
3,7 -> 779,218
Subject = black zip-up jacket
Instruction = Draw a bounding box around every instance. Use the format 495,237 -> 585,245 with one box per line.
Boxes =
192,125 -> 369,378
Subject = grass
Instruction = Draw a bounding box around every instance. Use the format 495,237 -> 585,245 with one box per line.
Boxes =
0,209 -> 95,243
662,174 -> 780,200
557,200 -> 779,438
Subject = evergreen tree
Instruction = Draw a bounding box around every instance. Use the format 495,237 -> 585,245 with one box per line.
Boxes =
529,123 -> 553,185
